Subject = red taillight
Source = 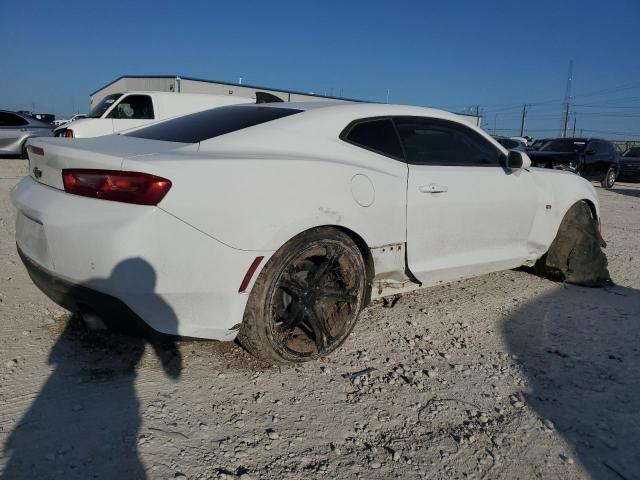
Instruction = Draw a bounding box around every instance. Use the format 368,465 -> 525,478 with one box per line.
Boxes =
27,145 -> 44,156
61,169 -> 172,206
65,129 -> 74,138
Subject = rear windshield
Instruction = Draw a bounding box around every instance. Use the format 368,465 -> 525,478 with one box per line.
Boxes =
124,105 -> 302,143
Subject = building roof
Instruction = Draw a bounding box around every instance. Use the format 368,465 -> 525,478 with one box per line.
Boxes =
90,75 -> 482,121
89,75 -> 366,103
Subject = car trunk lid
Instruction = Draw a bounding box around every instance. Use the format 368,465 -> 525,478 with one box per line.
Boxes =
26,135 -> 195,190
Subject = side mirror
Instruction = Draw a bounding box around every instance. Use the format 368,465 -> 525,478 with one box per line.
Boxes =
506,150 -> 531,173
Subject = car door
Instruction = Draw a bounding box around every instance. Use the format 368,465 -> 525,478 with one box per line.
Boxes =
582,141 -> 600,178
0,112 -> 28,154
109,94 -> 155,133
396,116 -> 539,286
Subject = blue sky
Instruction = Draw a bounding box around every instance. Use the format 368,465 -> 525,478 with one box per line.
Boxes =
2,0 -> 639,139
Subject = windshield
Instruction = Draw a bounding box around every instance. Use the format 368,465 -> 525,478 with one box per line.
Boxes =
124,105 -> 302,143
87,93 -> 123,118
530,139 -> 547,150
623,147 -> 640,157
539,139 -> 586,153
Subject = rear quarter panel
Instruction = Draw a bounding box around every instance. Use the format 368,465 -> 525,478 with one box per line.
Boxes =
124,144 -> 408,253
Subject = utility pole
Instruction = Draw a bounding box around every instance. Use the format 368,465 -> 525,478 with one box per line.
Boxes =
561,60 -> 574,137
572,115 -> 577,137
562,103 -> 570,137
520,104 -> 527,136
386,88 -> 390,104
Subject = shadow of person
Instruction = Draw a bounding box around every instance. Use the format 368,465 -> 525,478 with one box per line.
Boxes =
2,258 -> 182,480
503,284 -> 640,479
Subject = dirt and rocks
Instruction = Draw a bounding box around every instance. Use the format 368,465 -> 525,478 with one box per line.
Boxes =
1,158 -> 639,480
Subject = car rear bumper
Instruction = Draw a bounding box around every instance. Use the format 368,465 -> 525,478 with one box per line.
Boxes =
619,166 -> 640,181
11,177 -> 271,340
17,245 -> 161,336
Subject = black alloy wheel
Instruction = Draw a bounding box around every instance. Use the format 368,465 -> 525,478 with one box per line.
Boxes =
239,228 -> 367,364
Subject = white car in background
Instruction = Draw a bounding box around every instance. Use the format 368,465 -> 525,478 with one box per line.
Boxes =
13,102 -> 604,364
53,114 -> 88,127
53,91 -> 252,138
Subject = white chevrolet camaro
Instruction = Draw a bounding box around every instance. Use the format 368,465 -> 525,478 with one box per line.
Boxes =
12,102 -> 601,363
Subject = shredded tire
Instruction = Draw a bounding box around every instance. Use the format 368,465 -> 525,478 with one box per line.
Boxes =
534,201 -> 611,287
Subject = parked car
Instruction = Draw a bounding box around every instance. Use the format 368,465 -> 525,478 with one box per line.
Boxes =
0,110 -> 53,157
14,102 -> 601,363
619,146 -> 640,181
528,138 -> 550,151
32,113 -> 56,124
528,138 -> 620,188
53,91 -> 253,138
53,114 -> 87,127
492,136 -> 527,150
510,136 -> 531,146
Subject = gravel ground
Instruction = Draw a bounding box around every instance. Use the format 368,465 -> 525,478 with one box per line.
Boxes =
1,158 -> 639,480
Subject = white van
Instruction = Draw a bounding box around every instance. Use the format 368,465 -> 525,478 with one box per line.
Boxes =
54,91 -> 252,138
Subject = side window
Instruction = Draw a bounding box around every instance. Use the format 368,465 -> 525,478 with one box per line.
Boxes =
589,141 -> 608,155
108,95 -> 154,119
394,117 -> 502,166
0,112 -> 28,127
342,118 -> 404,159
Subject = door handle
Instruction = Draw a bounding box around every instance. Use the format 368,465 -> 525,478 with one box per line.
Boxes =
419,184 -> 448,193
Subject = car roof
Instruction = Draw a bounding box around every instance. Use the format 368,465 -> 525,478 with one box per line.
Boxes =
195,101 -> 503,153
0,110 -> 51,126
109,91 -> 251,100
241,100 -> 469,122
543,137 -> 611,143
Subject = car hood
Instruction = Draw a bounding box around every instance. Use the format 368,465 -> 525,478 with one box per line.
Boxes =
528,151 -> 580,164
621,156 -> 640,165
54,116 -> 110,133
528,150 -> 580,158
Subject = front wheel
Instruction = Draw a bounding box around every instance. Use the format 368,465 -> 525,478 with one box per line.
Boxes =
534,201 -> 610,286
238,227 -> 367,364
601,168 -> 616,189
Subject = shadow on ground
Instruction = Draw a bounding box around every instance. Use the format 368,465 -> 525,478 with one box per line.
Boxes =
611,187 -> 640,198
2,259 -> 182,480
504,283 -> 640,479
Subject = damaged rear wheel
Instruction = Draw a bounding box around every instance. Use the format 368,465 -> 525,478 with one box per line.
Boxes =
238,228 -> 367,364
534,201 -> 611,286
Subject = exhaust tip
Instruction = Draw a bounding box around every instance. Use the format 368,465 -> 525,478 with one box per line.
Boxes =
77,304 -> 108,332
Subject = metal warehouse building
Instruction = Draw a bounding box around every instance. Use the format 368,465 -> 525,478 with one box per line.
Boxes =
90,75 -> 481,126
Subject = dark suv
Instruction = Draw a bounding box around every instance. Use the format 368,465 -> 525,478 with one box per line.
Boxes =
619,146 -> 640,182
528,138 -> 620,188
